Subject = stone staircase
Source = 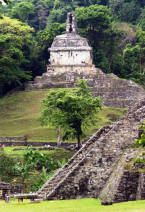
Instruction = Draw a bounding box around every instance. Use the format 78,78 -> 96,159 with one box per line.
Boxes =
7,99 -> 145,202
99,154 -> 126,204
8,125 -> 112,202
99,149 -> 145,204
37,126 -> 112,200
137,173 -> 145,200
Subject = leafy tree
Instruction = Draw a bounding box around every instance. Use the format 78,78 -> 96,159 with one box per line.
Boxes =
1,0 -> 145,92
108,0 -> 142,24
138,7 -> 145,30
36,22 -> 65,64
23,149 -> 58,171
46,0 -> 109,25
40,79 -> 102,149
118,1 -> 141,24
31,0 -> 53,30
11,2 -> 34,23
14,149 -> 67,191
122,30 -> 145,86
0,16 -> 34,95
47,6 -> 72,24
75,5 -> 120,73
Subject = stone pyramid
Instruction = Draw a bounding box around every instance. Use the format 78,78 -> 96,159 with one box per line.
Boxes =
8,99 -> 145,203
26,12 -> 145,108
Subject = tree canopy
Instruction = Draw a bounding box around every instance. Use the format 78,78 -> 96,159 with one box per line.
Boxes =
0,0 -> 145,95
0,16 -> 34,95
40,80 -> 102,149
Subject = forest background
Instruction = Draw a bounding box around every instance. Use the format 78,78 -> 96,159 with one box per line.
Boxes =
0,0 -> 145,96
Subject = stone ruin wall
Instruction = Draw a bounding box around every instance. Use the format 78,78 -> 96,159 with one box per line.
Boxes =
47,64 -> 93,73
0,136 -> 26,142
99,149 -> 145,204
50,50 -> 92,66
46,99 -> 145,200
26,67 -> 145,108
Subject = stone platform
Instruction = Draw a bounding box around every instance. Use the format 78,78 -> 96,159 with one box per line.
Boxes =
26,65 -> 145,108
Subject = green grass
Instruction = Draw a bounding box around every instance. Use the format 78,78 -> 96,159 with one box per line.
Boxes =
0,90 -> 126,142
3,147 -> 75,161
0,199 -> 145,212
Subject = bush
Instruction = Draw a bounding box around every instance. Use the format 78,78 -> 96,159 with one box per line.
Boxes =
135,123 -> 145,147
0,151 -> 20,182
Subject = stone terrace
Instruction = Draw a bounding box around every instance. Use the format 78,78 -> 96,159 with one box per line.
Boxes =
26,67 -> 145,108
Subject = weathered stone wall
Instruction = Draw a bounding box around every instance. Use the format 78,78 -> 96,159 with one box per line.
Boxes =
47,64 -> 93,73
50,50 -> 92,66
0,182 -> 23,200
49,12 -> 92,67
114,171 -> 139,202
0,141 -> 76,150
99,149 -> 145,204
35,99 -> 145,200
137,173 -> 145,200
26,67 -> 145,108
0,136 -> 26,142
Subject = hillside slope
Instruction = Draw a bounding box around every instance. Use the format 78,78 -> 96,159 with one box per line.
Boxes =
0,90 -> 126,142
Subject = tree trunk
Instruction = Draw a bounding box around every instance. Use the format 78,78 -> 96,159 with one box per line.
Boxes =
77,135 -> 82,150
57,127 -> 61,146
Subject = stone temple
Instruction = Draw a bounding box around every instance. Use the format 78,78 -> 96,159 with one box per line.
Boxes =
26,12 -> 145,108
49,12 -> 93,72
7,13 -> 145,204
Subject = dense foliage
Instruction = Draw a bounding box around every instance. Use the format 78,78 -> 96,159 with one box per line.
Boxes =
0,0 -> 145,95
0,151 -> 20,182
135,122 -> 145,147
40,80 -> 102,148
0,17 -> 33,95
0,149 -> 67,192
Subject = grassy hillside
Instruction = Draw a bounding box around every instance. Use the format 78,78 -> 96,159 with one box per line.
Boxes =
0,90 -> 126,142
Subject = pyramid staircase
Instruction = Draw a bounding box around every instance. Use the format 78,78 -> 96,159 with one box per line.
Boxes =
99,154 -> 128,204
37,126 -> 112,200
7,125 -> 112,202
99,150 -> 145,204
7,99 -> 145,202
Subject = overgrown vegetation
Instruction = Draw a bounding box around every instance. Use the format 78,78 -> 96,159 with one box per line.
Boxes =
133,122 -> 145,165
133,152 -> 145,165
0,0 -> 145,95
135,122 -> 145,147
0,148 -> 71,192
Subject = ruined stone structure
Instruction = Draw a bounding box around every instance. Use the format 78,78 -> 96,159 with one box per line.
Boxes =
99,150 -> 145,204
0,182 -> 23,200
10,12 -> 145,204
27,68 -> 145,108
26,12 -> 145,108
0,136 -> 27,142
8,99 -> 145,203
48,12 -> 92,72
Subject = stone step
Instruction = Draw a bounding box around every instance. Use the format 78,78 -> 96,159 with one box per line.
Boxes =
10,126 -> 113,201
